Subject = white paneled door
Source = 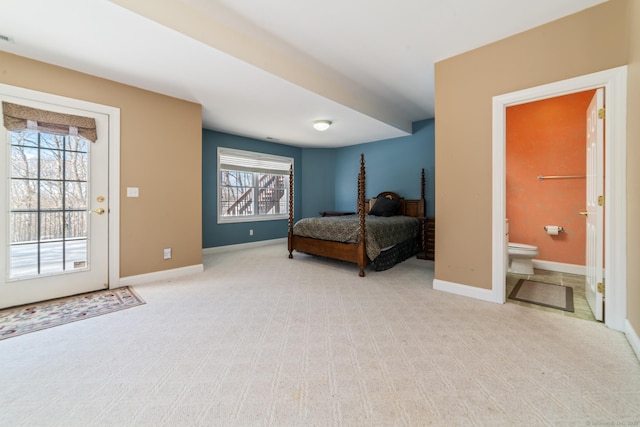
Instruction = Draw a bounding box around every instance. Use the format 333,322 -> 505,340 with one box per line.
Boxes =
0,95 -> 109,309
584,88 -> 604,321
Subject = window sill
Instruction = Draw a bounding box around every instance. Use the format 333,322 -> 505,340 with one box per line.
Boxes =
217,214 -> 288,224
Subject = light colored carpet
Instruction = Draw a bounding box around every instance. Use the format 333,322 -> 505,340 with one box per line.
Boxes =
1,244 -> 639,426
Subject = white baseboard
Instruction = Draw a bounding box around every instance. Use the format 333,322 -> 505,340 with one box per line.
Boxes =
532,259 -> 586,275
433,279 -> 498,303
626,319 -> 640,363
202,238 -> 287,255
116,264 -> 204,287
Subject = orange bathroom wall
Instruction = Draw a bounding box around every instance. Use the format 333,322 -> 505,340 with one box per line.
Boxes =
506,90 -> 596,266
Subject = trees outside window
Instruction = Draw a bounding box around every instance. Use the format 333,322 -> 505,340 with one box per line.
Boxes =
217,148 -> 291,223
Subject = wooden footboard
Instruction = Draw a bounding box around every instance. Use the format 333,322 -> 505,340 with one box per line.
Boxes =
288,235 -> 367,276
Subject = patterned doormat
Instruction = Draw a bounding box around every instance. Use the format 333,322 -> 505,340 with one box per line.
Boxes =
509,279 -> 574,312
0,287 -> 145,340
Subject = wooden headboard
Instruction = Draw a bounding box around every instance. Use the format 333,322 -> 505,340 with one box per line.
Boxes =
364,168 -> 426,218
365,191 -> 425,218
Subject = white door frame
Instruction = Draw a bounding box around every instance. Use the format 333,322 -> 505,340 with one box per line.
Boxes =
0,83 -> 121,290
491,66 -> 627,332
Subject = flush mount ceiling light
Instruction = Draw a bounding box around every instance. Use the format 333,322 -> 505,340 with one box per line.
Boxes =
313,120 -> 332,131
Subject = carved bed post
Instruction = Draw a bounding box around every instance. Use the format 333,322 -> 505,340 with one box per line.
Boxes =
421,168 -> 425,207
357,153 -> 366,277
288,164 -> 294,258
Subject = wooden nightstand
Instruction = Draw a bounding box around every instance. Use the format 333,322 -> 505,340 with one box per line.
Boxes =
416,217 -> 427,259
425,217 -> 435,260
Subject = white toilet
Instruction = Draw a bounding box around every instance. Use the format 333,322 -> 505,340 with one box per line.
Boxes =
508,242 -> 539,275
505,219 -> 539,275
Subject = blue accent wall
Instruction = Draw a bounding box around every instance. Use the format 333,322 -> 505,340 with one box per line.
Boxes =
202,130 -> 302,247
202,118 -> 435,248
300,148 -> 336,218
335,119 -> 435,216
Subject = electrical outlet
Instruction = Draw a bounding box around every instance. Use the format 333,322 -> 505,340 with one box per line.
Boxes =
163,248 -> 172,259
249,229 -> 253,236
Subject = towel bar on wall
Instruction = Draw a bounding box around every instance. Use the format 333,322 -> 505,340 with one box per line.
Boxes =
537,175 -> 586,181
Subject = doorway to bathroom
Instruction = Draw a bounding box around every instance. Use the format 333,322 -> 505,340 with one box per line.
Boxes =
505,89 -> 597,322
491,66 -> 627,332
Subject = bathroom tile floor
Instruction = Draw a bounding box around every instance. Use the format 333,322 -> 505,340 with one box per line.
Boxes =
506,269 -> 596,322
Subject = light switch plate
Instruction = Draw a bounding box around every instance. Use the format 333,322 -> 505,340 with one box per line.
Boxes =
127,187 -> 139,197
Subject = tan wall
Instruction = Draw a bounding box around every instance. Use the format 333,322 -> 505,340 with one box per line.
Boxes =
627,1 -> 640,332
0,52 -> 203,278
434,1 -> 629,290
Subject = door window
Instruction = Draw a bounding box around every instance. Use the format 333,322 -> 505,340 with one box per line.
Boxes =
9,130 -> 90,279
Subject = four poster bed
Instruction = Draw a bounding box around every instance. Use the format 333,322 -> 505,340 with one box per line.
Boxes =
287,154 -> 426,276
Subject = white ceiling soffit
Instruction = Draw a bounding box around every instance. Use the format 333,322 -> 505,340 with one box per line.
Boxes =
109,0 -> 413,146
0,0 -> 605,147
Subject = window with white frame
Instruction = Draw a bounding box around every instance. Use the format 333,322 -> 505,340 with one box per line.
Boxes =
217,147 -> 292,223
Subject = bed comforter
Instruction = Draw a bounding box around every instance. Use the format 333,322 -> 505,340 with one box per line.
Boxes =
292,214 -> 420,260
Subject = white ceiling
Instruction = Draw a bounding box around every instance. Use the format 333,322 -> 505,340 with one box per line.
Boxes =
0,0 -> 604,147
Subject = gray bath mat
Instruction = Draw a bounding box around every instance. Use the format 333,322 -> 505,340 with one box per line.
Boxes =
509,279 -> 574,312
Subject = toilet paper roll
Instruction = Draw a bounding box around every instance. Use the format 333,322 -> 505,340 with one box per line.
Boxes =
545,225 -> 560,235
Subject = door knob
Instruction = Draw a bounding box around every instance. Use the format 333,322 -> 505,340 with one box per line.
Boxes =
579,211 -> 588,216
90,208 -> 105,215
